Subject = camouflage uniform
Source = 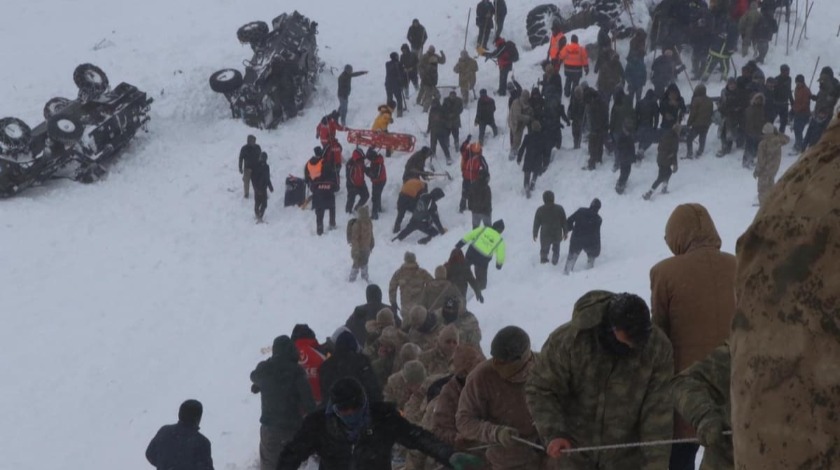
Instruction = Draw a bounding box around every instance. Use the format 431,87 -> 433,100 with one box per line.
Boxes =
453,51 -> 479,104
753,126 -> 790,206
349,206 -> 374,282
405,305 -> 444,351
362,308 -> 397,356
526,290 -> 674,470
384,360 -> 427,410
672,343 -> 733,470
731,118 -> 840,469
418,324 -> 458,376
389,252 -> 434,313
421,266 -> 465,313
437,298 -> 482,350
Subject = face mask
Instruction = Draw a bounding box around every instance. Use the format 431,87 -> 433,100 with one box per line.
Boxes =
334,405 -> 367,429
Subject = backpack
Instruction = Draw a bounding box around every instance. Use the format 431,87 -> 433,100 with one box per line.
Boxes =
346,218 -> 357,244
508,42 -> 520,63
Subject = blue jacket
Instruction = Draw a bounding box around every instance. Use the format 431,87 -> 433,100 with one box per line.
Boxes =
146,422 -> 214,470
625,55 -> 647,90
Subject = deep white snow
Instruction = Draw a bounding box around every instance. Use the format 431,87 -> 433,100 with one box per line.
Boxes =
2,0 -> 837,469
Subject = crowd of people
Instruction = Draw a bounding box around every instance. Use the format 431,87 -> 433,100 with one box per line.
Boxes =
145,0 -> 840,469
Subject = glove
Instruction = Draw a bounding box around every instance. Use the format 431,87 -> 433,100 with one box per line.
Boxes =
495,426 -> 519,448
697,415 -> 727,447
476,291 -> 484,303
449,452 -> 483,470
546,437 -> 573,458
496,264 -> 502,270
250,384 -> 260,394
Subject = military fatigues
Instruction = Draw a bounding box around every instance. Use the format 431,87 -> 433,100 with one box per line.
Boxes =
526,291 -> 674,470
672,344 -> 733,470
349,206 -> 374,282
753,131 -> 790,205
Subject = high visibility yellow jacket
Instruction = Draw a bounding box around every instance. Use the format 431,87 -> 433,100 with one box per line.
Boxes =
461,226 -> 506,266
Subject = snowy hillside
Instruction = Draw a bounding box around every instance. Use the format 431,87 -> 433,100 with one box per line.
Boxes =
1,0 -> 836,469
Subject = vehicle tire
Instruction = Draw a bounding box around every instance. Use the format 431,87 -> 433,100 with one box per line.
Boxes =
47,114 -> 84,144
526,4 -> 563,49
73,64 -> 110,99
237,21 -> 269,44
0,117 -> 32,154
209,69 -> 244,93
43,97 -> 72,120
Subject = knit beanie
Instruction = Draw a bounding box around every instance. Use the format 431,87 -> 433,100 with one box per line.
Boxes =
607,293 -> 652,345
434,265 -> 447,280
404,251 -> 417,263
490,326 -> 531,361
407,305 -> 429,329
400,343 -> 423,362
402,360 -> 427,385
762,123 -> 776,135
178,399 -> 203,426
437,324 -> 460,348
376,308 -> 395,327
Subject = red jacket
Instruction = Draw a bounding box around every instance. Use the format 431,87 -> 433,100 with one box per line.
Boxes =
347,149 -> 367,187
316,118 -> 345,144
323,142 -> 343,167
792,83 -> 812,116
460,144 -> 489,182
294,338 -> 326,403
366,153 -> 387,185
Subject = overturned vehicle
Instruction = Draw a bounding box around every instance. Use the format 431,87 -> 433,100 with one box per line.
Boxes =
210,11 -> 321,129
0,64 -> 153,197
526,0 -> 642,49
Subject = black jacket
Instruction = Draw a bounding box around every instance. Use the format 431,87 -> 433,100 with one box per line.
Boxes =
277,402 -> 454,470
517,130 -> 548,173
311,179 -> 338,209
533,203 -> 567,242
338,71 -> 366,99
250,337 -> 316,429
250,161 -> 274,193
319,340 -> 383,403
476,0 -> 495,25
407,24 -> 428,50
616,132 -> 636,167
567,207 -> 602,252
400,50 -> 419,77
345,286 -> 398,343
239,143 -> 261,171
385,59 -> 403,91
145,422 -> 214,470
475,95 -> 496,124
635,91 -> 660,129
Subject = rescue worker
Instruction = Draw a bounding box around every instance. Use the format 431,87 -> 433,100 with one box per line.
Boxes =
482,37 -> 517,97
468,171 -> 492,230
345,148 -> 369,214
560,35 -> 590,98
407,19 -> 428,58
547,22 -> 566,72
685,84 -> 714,158
443,248 -> 484,304
643,124 -> 681,200
443,90 -> 465,153
459,137 -> 489,214
392,188 -> 447,245
475,0 -> 496,49
437,296 -> 482,348
508,89 -> 533,160
475,89 -> 498,145
250,151 -> 274,222
419,324 -> 459,376
455,219 -> 506,291
145,400 -> 214,470
337,65 -> 368,126
394,178 -> 428,234
365,147 -> 387,220
418,46 -> 446,112
385,54 -> 404,117
526,291 -> 673,469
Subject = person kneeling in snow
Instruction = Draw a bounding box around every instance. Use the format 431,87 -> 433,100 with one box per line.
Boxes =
276,378 -> 483,470
393,188 -> 447,245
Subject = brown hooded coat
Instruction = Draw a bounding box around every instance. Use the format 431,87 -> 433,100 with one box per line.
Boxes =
350,205 -> 374,266
731,117 -> 840,469
650,203 -> 736,439
421,266 -> 465,313
389,254 -> 434,312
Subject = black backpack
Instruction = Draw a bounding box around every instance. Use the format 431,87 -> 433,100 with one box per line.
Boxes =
507,41 -> 520,63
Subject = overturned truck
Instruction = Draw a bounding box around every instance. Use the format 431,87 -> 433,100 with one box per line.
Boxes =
0,64 -> 153,197
210,11 -> 321,129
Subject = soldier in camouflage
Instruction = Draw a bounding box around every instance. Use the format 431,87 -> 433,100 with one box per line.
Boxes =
419,324 -> 459,376
525,291 -> 673,469
384,359 -> 428,410
672,343 -> 733,470
405,305 -> 444,351
436,296 -> 482,350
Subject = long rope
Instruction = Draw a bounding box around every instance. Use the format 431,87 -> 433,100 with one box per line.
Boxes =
468,432 -> 734,454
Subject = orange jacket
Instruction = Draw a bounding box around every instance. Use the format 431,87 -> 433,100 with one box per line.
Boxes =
560,43 -> 589,68
400,178 -> 427,198
548,32 -> 566,62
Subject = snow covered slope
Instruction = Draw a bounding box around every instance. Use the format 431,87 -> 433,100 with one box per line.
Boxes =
1,0 -> 836,469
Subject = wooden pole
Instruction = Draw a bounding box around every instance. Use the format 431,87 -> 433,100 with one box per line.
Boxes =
809,56 -> 820,89
791,0 -> 800,46
464,8 -> 472,51
786,8 -> 791,55
796,0 -> 815,50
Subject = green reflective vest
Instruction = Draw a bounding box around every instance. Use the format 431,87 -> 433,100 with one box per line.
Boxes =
462,226 -> 506,265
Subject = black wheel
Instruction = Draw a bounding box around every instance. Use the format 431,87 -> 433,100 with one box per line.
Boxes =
73,64 -> 110,99
43,97 -> 72,120
47,114 -> 84,144
0,117 -> 32,155
237,21 -> 269,44
526,4 -> 563,49
209,69 -> 244,93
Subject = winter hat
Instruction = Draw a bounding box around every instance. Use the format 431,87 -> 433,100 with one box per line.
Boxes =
313,146 -> 323,156
400,342 -> 422,362
260,152 -> 267,161
491,219 -> 505,233
762,123 -> 776,135
434,265 -> 447,280
247,135 -> 256,144
404,251 -> 417,264
590,198 -> 602,211
494,37 -> 505,47
330,377 -> 366,410
335,330 -> 360,353
479,88 -> 487,96
490,326 -> 531,361
428,45 -> 436,53
607,293 -> 652,345
452,345 -> 485,377
571,34 -> 579,43
437,324 -> 460,348
461,50 -> 469,59
376,308 -> 396,327
291,324 -> 316,341
780,64 -> 790,73
378,326 -> 402,349
795,74 -> 805,84
542,191 -> 555,204
366,284 -> 383,303
390,52 -> 399,61
402,360 -> 427,385
344,64 -> 353,73
178,399 -> 203,426
407,305 -> 429,329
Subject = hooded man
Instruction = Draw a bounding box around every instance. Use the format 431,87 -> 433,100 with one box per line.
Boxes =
145,400 -> 214,470
532,190 -> 568,265
250,151 -> 274,222
250,336 -> 317,470
753,122 -> 790,205
319,331 -> 383,403
454,50 -> 479,105
437,296 -> 482,349
421,265 -> 464,313
348,205 -> 374,282
277,378 -> 482,470
346,284 -> 399,344
649,204 -> 736,468
564,199 -> 602,274
526,291 -> 673,469
685,84 -> 714,158
389,251 -> 434,313
392,187 -> 447,245
457,326 -> 542,469
643,124 -> 681,200
419,324 -> 460,376
455,219 -> 507,291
